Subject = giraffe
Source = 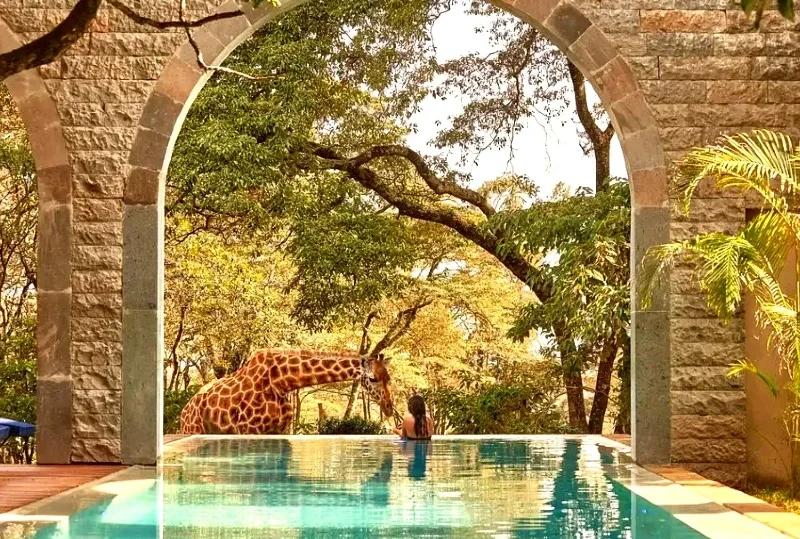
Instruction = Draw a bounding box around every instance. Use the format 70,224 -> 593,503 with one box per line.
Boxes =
178,349 -> 394,434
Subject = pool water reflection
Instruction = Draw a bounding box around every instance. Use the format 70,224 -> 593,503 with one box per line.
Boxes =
32,437 -> 708,538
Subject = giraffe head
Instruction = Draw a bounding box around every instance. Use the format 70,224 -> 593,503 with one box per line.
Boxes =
361,353 -> 394,417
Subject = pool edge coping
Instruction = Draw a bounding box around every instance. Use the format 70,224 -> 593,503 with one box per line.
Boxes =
1,435 -> 798,538
597,435 -> 800,539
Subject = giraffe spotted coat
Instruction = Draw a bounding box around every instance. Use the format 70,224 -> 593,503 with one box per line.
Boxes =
179,349 -> 393,434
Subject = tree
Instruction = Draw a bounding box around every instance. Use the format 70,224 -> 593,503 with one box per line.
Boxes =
169,0 -> 628,432
494,181 -> 630,433
640,130 -> 800,491
0,87 -> 37,463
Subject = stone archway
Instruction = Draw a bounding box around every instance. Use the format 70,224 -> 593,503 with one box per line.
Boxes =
2,0 -> 767,485
121,0 -> 670,466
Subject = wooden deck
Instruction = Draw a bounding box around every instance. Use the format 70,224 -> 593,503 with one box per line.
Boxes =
0,464 -> 125,513
0,436 -> 191,514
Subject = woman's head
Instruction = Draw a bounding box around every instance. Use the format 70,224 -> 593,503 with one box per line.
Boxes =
407,395 -> 426,415
407,395 -> 429,438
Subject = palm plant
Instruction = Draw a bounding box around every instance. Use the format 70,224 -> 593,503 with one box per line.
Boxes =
639,130 -> 800,491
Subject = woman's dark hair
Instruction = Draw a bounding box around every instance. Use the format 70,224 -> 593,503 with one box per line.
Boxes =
408,395 -> 428,438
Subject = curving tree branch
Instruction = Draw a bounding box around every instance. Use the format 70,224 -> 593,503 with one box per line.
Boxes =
0,0 -> 102,80
0,0 -> 248,81
351,145 -> 496,217
306,143 -> 554,303
567,62 -> 614,193
106,0 -> 244,30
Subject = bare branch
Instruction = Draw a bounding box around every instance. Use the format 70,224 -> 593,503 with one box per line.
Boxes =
107,0 -> 244,30
567,62 -> 614,193
371,299 -> 434,357
359,311 -> 379,355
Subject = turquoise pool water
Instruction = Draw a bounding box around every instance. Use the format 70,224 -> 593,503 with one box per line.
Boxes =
33,437 -> 707,538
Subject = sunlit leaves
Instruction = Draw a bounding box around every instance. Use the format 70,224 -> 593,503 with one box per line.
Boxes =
492,181 -> 630,350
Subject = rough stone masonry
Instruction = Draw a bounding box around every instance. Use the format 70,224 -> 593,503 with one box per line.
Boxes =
2,0 -> 797,487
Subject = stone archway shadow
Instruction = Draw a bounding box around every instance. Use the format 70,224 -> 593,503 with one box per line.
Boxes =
123,0 -> 670,465
0,19 -> 74,464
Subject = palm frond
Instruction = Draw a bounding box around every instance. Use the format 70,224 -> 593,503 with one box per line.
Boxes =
637,242 -> 693,309
729,359 -> 778,397
673,130 -> 798,214
693,233 -> 756,318
742,210 -> 791,277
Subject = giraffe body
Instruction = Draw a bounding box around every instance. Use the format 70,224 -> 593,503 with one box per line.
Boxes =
179,349 -> 392,434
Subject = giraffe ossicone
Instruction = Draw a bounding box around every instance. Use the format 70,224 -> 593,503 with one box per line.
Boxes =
178,349 -> 394,434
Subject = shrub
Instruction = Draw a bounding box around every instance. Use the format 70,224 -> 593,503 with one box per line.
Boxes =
163,385 -> 200,434
318,417 -> 384,435
422,380 -> 568,435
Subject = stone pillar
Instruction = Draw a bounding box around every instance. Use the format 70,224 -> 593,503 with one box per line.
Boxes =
630,205 -> 671,465
122,204 -> 163,465
669,198 -> 747,486
0,17 -> 74,464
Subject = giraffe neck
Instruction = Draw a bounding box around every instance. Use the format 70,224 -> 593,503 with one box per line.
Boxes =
254,349 -> 363,396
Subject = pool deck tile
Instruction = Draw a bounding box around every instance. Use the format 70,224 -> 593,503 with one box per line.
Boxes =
0,464 -> 125,513
646,465 -> 800,539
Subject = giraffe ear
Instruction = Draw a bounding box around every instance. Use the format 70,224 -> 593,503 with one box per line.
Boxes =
379,352 -> 390,366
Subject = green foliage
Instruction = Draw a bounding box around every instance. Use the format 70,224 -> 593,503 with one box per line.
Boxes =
493,181 -> 630,346
0,87 -> 37,463
163,386 -> 200,434
423,381 -> 567,435
420,356 -> 567,435
289,207 -> 418,330
491,181 -> 630,430
318,417 -> 385,435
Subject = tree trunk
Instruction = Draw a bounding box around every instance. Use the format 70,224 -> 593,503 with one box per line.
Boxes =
594,138 -> 611,193
343,379 -> 359,418
614,337 -> 631,434
318,403 -> 326,424
182,367 -> 191,390
588,338 -> 618,434
555,322 -> 588,432
563,367 -> 587,432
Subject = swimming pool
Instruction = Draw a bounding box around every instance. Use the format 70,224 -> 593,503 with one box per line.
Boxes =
0,436 -> 784,538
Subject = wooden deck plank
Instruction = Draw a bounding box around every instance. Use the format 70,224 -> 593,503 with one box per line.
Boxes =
0,465 -> 125,513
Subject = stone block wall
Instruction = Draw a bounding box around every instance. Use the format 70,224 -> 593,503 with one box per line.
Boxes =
576,2 -> 800,487
0,0 -> 796,485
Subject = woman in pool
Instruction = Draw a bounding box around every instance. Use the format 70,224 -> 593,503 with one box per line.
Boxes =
392,395 -> 434,440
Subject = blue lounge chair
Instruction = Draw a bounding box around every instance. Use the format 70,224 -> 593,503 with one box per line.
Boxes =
0,417 -> 35,463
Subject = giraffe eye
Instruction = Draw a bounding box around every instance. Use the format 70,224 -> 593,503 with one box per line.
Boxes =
368,376 -> 378,383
